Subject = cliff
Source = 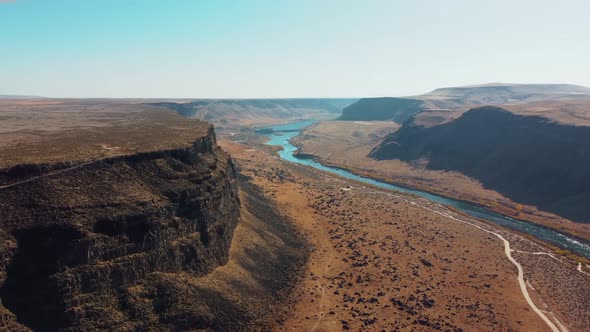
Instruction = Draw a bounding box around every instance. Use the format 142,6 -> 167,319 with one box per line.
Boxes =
337,97 -> 425,122
0,104 -> 241,331
370,106 -> 590,223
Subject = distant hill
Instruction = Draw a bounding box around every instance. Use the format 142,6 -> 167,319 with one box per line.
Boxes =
370,106 -> 590,223
337,97 -> 425,122
418,83 -> 590,107
338,83 -> 590,124
150,98 -> 357,128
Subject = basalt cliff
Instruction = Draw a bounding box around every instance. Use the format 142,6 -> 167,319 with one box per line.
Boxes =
0,103 -> 241,331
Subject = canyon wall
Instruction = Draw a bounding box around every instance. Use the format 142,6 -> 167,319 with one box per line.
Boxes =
337,97 -> 425,122
0,127 -> 241,331
370,106 -> 590,223
150,98 -> 357,128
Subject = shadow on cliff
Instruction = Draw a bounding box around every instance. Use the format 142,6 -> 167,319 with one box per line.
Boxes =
206,174 -> 309,328
370,106 -> 590,223
113,174 -> 309,331
0,149 -> 308,332
0,225 -> 83,330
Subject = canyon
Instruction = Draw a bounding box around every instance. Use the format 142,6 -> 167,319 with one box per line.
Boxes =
151,98 -> 356,128
4,2 -> 590,331
297,84 -> 590,241
221,138 -> 590,332
370,106 -> 590,223
1,90 -> 589,331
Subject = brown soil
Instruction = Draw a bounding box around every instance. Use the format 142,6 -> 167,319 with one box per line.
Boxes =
0,99 -> 213,169
220,140 -> 590,332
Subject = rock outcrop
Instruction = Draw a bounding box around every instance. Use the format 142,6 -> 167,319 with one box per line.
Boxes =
370,106 -> 590,223
0,125 -> 240,331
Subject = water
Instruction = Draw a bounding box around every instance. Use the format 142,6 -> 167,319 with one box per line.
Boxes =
259,120 -> 590,259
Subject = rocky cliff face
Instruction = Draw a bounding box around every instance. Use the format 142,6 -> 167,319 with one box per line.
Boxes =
337,97 -> 425,122
0,127 -> 240,331
370,106 -> 590,223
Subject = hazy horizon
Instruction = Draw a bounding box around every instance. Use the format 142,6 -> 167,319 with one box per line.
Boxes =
3,81 -> 590,100
2,0 -> 590,98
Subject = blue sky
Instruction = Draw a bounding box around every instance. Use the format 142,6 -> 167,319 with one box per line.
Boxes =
1,0 -> 589,98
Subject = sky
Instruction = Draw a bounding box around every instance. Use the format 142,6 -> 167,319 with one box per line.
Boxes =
1,0 -> 590,98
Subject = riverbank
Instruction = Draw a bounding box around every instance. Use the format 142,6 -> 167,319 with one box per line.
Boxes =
291,142 -> 590,262
290,120 -> 590,243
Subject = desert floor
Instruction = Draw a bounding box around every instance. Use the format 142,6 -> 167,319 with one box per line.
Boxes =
220,139 -> 590,332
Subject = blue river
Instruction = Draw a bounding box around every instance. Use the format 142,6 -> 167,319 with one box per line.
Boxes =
260,120 -> 590,258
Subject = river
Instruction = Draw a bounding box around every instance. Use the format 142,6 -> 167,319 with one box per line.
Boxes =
259,120 -> 590,259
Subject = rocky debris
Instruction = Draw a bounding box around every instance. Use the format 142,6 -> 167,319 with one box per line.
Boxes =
420,257 -> 433,267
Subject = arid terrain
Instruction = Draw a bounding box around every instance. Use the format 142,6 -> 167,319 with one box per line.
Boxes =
1,98 -> 589,331
291,120 -> 590,241
4,0 -> 590,330
0,99 -> 209,168
221,139 -> 590,332
151,98 -> 356,129
0,100 -> 309,331
0,97 -> 355,167
294,85 -> 590,240
337,84 -> 590,125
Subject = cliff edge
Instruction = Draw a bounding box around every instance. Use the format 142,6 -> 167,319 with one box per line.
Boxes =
0,102 -> 240,331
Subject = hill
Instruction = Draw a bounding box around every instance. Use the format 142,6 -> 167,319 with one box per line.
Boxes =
420,83 -> 590,106
370,106 -> 590,223
151,98 -> 357,128
338,83 -> 590,125
337,97 -> 425,122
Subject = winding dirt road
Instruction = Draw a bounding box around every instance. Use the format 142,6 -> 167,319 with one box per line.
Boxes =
269,147 -> 580,332
309,254 -> 333,332
384,191 -> 566,332
0,161 -> 93,190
